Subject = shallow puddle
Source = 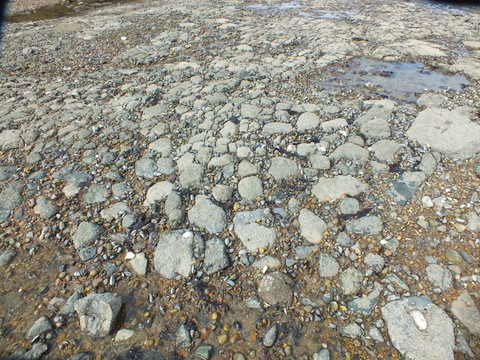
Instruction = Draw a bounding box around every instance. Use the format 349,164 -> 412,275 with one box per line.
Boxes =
319,58 -> 469,102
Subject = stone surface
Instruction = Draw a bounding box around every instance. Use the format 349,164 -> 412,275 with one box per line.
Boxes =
388,171 -> 427,205
188,195 -> 227,233
407,108 -> 480,159
238,176 -> 263,200
345,215 -> 383,235
297,112 -> 320,131
268,157 -> 298,181
0,249 -> 17,267
382,296 -> 455,360
74,293 -> 122,337
312,176 -> 369,202
258,272 -> 293,307
451,290 -> 480,336
144,181 -> 174,206
426,264 -> 452,291
340,267 -> 364,295
203,237 -> 229,274
73,222 -> 104,249
233,210 -> 277,252
27,316 -> 54,338
154,230 -> 194,278
298,209 -> 327,244
34,197 -> 58,219
129,252 -> 148,276
0,182 -> 24,222
318,253 -> 339,278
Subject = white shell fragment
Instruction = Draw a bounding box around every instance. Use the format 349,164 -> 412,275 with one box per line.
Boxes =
409,310 -> 428,331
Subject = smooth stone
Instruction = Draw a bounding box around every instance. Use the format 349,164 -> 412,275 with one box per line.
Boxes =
263,324 -> 278,347
347,283 -> 383,315
297,112 -> 320,132
100,202 -> 130,220
268,157 -> 299,182
34,197 -> 58,219
212,185 -> 233,203
238,176 -> 263,200
233,210 -> 277,253
135,158 -> 157,179
63,172 -> 92,198
364,253 -> 385,273
78,246 -> 96,261
84,184 -> 108,204
329,143 -> 369,163
195,345 -> 214,360
129,252 -> 148,276
341,323 -> 364,338
0,182 -> 25,222
165,191 -> 185,229
345,215 -> 383,235
339,197 -> 360,215
27,316 -> 54,338
114,329 -> 134,342
426,264 -> 452,291
61,291 -> 84,316
313,349 -> 330,360
388,171 -> 427,205
179,163 -> 204,189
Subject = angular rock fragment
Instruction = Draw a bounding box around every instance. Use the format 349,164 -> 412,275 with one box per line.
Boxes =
312,176 -> 369,202
298,209 -> 327,244
188,195 -> 226,233
154,230 -> 194,278
233,210 -> 277,252
74,293 -> 122,337
451,290 -> 480,337
381,296 -> 454,360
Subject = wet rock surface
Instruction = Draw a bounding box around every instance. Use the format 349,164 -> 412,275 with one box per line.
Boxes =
1,0 -> 480,359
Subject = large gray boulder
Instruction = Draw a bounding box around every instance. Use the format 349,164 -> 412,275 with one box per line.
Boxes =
381,296 -> 455,360
74,293 -> 122,337
407,108 -> 480,159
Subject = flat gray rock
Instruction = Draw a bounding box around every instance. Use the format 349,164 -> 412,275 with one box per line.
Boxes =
16,343 -> 48,360
188,195 -> 226,233
73,222 -> 104,249
339,197 -> 360,215
0,182 -> 25,222
309,154 -> 331,170
165,191 -> 185,229
364,253 -> 385,273
233,210 -> 277,252
261,122 -> 293,136
63,172 -> 92,198
154,230 -> 194,278
268,157 -> 299,182
360,118 -> 391,139
318,253 -> 339,278
369,140 -> 404,162
340,267 -> 364,295
341,323 -> 364,338
312,175 -> 369,202
212,185 -> 233,203
84,184 -> 108,204
356,107 -> 392,126
34,197 -> 58,219
345,215 -> 383,235
61,291 -> 84,316
78,246 -> 96,262
148,137 -> 172,156
407,108 -> 480,159
203,237 -> 229,274
27,316 -> 54,338
347,283 -> 383,315
313,349 -> 330,360
263,324 -> 278,347
0,249 -> 17,267
129,252 -> 148,276
387,171 -> 427,205
426,264 -> 452,291
0,129 -> 23,150
297,112 -> 320,131
135,158 -> 157,179
238,176 -> 263,200
100,202 -> 130,220
238,160 -> 260,178
144,181 -> 174,206
329,143 -> 369,163
451,290 -> 480,337
179,163 -> 204,189
298,209 -> 327,244
381,296 -> 455,360
258,272 -> 293,307
74,292 -> 122,337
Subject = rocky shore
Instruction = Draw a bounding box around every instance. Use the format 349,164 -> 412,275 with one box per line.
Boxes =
1,0 -> 480,359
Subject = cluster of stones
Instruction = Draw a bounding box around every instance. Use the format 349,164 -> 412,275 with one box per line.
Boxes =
1,0 -> 480,359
